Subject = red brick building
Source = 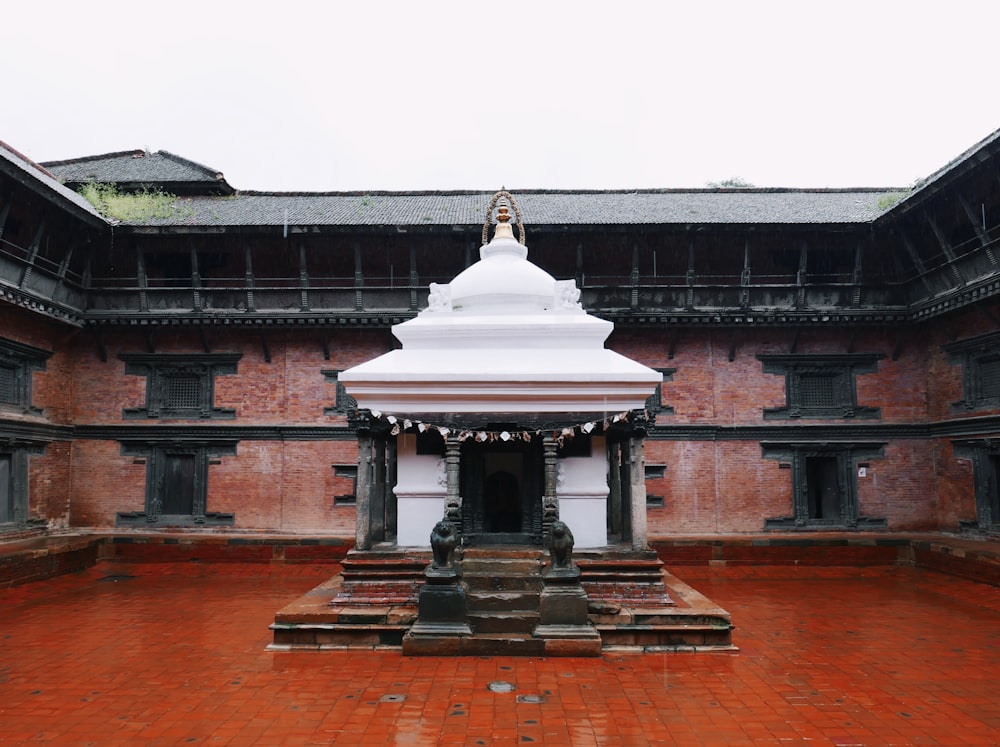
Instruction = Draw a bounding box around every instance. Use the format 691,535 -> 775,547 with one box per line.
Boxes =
2,133 -> 999,542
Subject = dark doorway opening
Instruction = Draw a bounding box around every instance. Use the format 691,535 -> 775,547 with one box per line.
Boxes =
805,455 -> 842,521
0,453 -> 11,524
461,438 -> 542,545
162,453 -> 196,515
988,455 -> 1000,528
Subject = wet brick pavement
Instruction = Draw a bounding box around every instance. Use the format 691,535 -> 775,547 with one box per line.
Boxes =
1,562 -> 999,745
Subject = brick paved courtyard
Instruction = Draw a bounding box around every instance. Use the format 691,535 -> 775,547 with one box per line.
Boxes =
2,562 -> 999,746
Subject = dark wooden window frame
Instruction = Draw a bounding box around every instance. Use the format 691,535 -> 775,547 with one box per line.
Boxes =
0,441 -> 46,531
645,368 -> 676,415
0,338 -> 51,415
759,354 -> 881,419
120,353 -> 240,419
763,442 -> 886,529
944,331 -> 1000,413
953,438 -> 1000,533
117,441 -> 237,526
322,370 -> 358,415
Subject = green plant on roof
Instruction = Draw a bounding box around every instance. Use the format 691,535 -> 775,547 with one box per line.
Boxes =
874,191 -> 909,212
79,182 -> 181,222
706,177 -> 755,189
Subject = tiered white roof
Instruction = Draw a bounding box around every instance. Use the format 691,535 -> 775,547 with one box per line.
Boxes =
339,202 -> 661,415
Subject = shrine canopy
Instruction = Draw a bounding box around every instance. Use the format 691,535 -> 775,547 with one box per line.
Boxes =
339,196 -> 662,419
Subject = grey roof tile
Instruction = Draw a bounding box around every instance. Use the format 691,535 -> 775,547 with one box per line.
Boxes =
0,141 -> 106,223
133,188 -> 896,229
41,150 -> 232,193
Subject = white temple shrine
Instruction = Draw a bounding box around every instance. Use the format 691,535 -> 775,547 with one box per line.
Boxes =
340,192 -> 663,551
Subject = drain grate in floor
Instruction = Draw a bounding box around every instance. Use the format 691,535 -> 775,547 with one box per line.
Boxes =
98,575 -> 136,583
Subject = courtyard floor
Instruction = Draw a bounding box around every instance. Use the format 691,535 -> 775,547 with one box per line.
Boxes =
1,561 -> 999,746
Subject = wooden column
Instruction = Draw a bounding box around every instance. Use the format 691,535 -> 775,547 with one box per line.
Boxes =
542,435 -> 559,536
444,436 -> 462,525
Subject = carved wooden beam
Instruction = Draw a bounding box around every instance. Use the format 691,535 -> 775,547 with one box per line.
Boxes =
926,214 -> 967,285
190,242 -> 202,311
321,332 -> 331,361
899,231 -> 937,295
795,241 -> 808,308
137,245 -> 149,312
244,245 -> 256,312
299,241 -> 310,312
790,329 -> 800,354
728,331 -> 741,362
19,222 -> 45,288
353,241 -> 364,311
851,240 -> 864,307
409,244 -> 418,311
260,330 -> 271,363
198,327 -> 210,354
143,328 -> 156,354
668,327 -> 679,360
630,243 -> 640,309
685,239 -> 695,310
958,193 -> 998,268
740,238 -> 751,308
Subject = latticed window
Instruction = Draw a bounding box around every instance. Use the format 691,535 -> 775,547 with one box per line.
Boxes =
0,366 -> 15,405
121,354 -> 240,419
798,372 -> 839,410
164,374 -> 202,412
0,338 -> 50,413
759,354 -> 881,420
944,332 -> 1000,412
980,357 -> 1000,400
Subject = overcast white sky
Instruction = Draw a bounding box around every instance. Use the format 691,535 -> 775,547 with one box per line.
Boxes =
5,1 -> 1000,192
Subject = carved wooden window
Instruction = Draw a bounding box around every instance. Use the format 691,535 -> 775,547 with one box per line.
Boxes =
121,353 -> 240,419
117,442 -> 236,526
763,443 -> 886,529
0,338 -> 51,414
953,439 -> 1000,532
759,354 -> 881,419
945,332 -> 1000,412
644,368 -> 676,415
0,442 -> 46,531
322,370 -> 358,414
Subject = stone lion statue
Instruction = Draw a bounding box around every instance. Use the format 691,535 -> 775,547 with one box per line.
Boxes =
430,520 -> 458,569
549,520 -> 575,570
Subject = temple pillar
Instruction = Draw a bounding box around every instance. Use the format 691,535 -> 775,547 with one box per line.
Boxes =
444,435 -> 462,525
542,435 -> 559,536
355,433 -> 374,550
628,434 -> 648,550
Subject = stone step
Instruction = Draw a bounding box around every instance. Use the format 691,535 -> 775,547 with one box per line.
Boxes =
468,610 -> 539,634
458,558 -> 543,575
461,572 -> 544,593
466,590 -> 539,612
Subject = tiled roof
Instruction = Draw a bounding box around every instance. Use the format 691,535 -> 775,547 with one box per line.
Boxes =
135,188 -> 897,229
0,141 -> 106,224
41,150 -> 233,195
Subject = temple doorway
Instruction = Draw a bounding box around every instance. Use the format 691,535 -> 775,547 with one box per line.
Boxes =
461,437 -> 543,545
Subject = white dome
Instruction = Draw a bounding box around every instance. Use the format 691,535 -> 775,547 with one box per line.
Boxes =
450,235 -> 556,313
